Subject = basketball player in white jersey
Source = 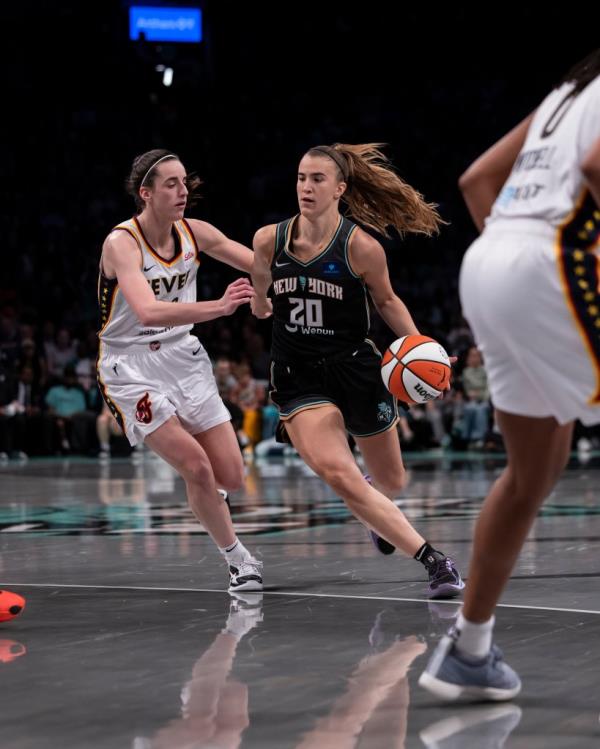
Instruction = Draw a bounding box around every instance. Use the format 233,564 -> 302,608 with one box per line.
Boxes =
420,50 -> 600,700
97,149 -> 262,592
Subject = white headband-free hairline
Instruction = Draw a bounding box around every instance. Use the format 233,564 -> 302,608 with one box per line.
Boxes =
140,154 -> 178,187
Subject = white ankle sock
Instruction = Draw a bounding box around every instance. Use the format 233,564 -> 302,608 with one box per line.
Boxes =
454,610 -> 495,658
219,538 -> 251,567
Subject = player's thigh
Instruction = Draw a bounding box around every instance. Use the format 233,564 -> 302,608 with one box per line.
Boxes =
285,405 -> 358,475
194,420 -> 244,491
145,415 -> 213,483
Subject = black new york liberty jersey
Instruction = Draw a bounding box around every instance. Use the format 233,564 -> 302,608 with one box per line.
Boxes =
271,214 -> 370,362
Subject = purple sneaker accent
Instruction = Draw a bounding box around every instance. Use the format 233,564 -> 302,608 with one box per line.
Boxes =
427,557 -> 465,599
363,474 -> 397,555
369,530 -> 396,555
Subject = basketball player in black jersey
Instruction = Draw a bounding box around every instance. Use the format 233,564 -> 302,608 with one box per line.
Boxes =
252,143 -> 463,598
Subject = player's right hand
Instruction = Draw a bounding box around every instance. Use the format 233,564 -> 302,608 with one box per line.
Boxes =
221,278 -> 255,316
251,296 -> 273,319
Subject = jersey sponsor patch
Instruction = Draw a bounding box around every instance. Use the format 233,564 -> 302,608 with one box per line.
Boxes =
322,260 -> 341,276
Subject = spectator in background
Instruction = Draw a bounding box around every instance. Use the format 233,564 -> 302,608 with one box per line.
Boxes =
213,356 -> 238,401
96,402 -> 125,459
16,338 -> 47,388
244,332 -> 271,381
44,364 -> 89,453
460,346 -> 490,449
446,314 -> 475,357
46,327 -> 77,381
14,364 -> 46,455
0,359 -> 24,459
0,306 -> 20,368
230,362 -> 265,448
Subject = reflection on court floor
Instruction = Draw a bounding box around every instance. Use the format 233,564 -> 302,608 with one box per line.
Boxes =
0,452 -> 599,747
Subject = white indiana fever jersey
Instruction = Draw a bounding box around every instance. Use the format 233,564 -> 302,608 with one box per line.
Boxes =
488,75 -> 600,227
98,216 -> 201,348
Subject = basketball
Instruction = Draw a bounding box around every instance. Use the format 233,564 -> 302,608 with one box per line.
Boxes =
381,335 -> 451,404
0,591 -> 26,623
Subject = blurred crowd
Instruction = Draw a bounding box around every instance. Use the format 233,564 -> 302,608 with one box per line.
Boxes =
2,307 -> 597,462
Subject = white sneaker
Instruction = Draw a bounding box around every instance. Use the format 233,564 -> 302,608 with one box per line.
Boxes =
225,592 -> 264,637
228,557 -> 263,592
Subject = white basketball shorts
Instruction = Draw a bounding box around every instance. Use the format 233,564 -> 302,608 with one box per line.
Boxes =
459,219 -> 600,425
97,334 -> 230,445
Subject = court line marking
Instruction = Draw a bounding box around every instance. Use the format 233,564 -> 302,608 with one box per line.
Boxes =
2,582 -> 600,616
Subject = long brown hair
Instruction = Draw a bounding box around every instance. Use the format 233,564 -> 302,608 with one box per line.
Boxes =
559,48 -> 600,95
306,143 -> 444,237
125,148 -> 202,213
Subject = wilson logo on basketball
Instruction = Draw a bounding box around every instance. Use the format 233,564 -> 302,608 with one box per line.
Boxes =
135,392 -> 153,424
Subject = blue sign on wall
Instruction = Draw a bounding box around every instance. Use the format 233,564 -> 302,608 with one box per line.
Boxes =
129,6 -> 202,43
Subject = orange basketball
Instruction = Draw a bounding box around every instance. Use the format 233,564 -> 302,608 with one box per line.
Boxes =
0,590 -> 26,623
381,335 -> 451,404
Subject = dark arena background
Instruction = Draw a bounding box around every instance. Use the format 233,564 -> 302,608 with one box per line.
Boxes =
1,3 -> 599,747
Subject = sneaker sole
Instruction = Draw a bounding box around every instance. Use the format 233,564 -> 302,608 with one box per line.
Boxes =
418,671 -> 521,702
228,579 -> 263,592
427,580 -> 465,599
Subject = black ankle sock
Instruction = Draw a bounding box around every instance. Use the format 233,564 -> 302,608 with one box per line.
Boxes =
414,542 -> 445,570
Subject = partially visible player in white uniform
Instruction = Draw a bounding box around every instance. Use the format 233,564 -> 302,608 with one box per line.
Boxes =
97,148 -> 263,592
420,50 -> 600,700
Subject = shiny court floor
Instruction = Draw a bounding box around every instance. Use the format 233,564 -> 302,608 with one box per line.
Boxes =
0,450 -> 599,748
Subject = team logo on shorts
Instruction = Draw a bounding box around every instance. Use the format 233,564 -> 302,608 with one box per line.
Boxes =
377,401 -> 392,422
149,341 -> 161,351
136,392 -> 153,424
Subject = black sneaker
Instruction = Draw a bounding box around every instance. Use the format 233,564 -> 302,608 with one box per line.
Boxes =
427,557 -> 465,599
